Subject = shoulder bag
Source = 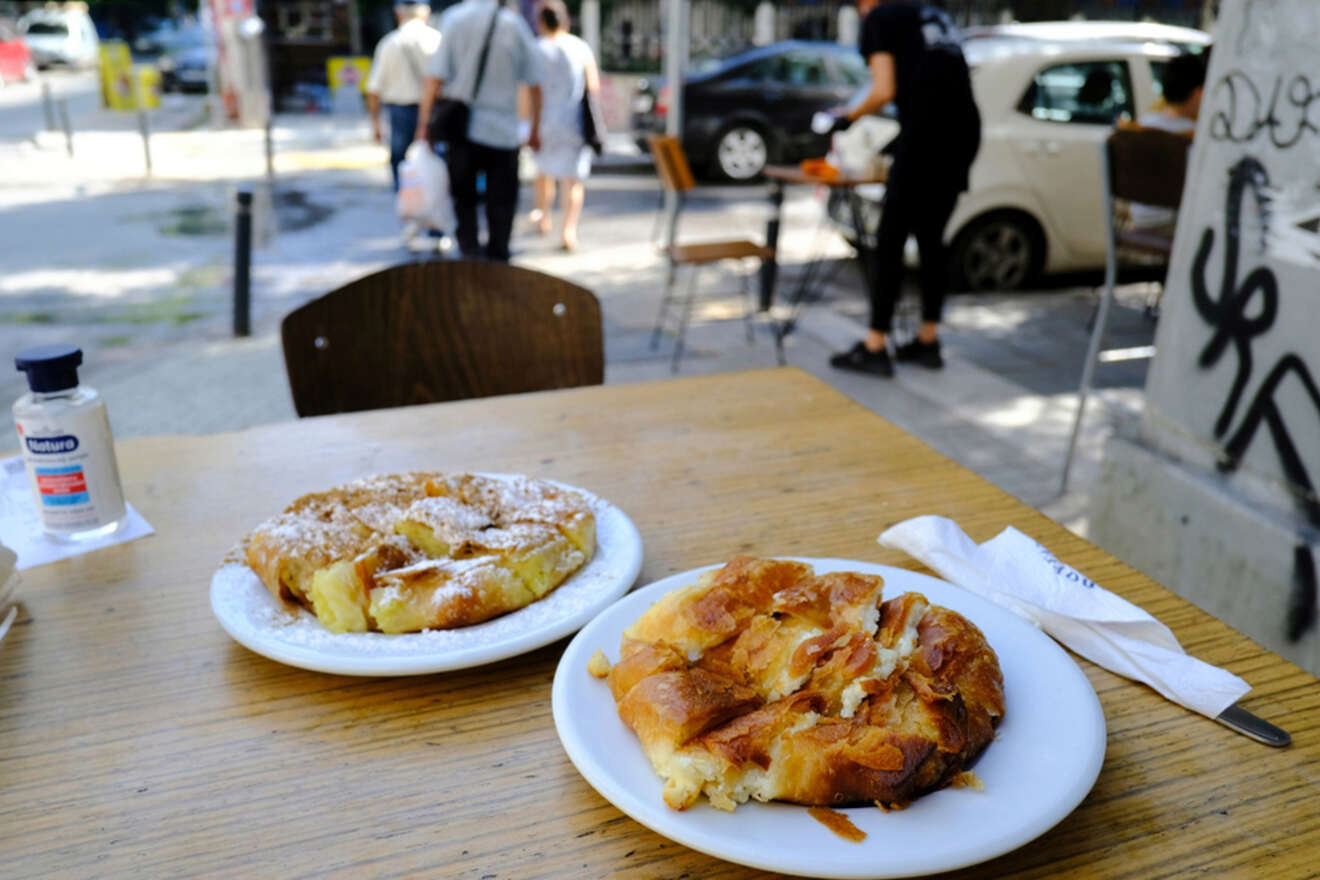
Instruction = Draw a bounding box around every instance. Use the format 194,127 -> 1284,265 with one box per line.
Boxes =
580,85 -> 606,156
426,7 -> 500,145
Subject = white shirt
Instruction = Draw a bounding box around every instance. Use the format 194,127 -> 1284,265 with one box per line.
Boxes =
1136,111 -> 1196,135
427,0 -> 542,149
366,18 -> 442,105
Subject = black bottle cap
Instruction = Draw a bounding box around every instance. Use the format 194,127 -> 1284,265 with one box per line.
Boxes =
15,344 -> 83,393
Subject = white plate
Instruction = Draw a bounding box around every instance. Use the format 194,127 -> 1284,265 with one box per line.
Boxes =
552,558 -> 1106,879
210,479 -> 643,676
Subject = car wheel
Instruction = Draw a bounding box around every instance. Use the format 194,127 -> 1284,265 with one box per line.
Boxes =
951,213 -> 1042,291
714,124 -> 770,181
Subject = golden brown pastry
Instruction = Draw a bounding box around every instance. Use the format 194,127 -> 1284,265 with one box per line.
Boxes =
244,473 -> 595,634
604,556 -> 1004,812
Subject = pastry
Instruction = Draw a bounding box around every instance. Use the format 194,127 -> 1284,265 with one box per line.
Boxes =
244,473 -> 595,634
602,556 -> 1004,811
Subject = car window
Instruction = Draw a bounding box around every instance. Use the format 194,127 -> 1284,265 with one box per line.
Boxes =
747,51 -> 829,86
1018,60 -> 1134,124
832,52 -> 869,87
25,21 -> 69,36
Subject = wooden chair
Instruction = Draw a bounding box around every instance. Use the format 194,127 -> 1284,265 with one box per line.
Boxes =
1061,126 -> 1189,489
648,134 -> 776,372
281,260 -> 603,417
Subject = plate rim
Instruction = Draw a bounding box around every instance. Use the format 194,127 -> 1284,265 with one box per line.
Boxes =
551,557 -> 1107,879
210,477 -> 644,676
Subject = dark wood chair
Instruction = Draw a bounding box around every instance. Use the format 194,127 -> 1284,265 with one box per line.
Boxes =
648,134 -> 776,372
1062,125 -> 1190,489
281,260 -> 603,417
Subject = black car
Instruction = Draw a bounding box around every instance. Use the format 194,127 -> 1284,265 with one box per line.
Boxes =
633,41 -> 869,180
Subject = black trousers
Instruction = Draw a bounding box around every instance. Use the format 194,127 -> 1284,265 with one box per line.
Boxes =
448,138 -> 521,262
866,160 -> 962,333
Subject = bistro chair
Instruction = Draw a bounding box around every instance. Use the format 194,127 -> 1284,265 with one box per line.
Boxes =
281,260 -> 603,417
1061,125 -> 1190,490
647,134 -> 777,372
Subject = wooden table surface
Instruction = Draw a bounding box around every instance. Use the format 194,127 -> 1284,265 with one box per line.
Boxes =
3,368 -> 1317,879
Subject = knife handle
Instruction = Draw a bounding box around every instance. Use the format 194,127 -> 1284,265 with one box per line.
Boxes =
1215,703 -> 1291,747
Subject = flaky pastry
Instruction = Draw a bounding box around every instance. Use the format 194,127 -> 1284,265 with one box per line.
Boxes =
601,556 -> 1004,811
244,472 -> 595,633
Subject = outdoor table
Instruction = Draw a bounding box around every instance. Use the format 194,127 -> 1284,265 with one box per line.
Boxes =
761,164 -> 888,341
3,367 -> 1317,878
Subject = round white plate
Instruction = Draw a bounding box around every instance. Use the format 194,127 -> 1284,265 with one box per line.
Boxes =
210,479 -> 643,676
552,558 -> 1106,879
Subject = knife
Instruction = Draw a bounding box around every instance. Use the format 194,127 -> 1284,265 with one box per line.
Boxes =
1215,703 -> 1291,747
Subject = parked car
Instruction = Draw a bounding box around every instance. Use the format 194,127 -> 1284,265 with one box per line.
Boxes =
828,21 -> 1211,291
633,41 -> 870,181
0,17 -> 36,84
153,26 -> 211,92
19,6 -> 99,68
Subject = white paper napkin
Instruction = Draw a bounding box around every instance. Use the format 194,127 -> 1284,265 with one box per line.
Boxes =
0,456 -> 154,570
877,515 -> 1250,720
0,541 -> 17,645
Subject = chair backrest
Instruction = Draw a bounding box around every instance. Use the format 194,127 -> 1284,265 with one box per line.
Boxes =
649,134 -> 696,194
1105,126 -> 1191,209
281,260 -> 604,417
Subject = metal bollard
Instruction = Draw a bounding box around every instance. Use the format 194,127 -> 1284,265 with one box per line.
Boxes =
56,98 -> 73,158
233,189 -> 253,337
41,81 -> 56,131
137,109 -> 152,176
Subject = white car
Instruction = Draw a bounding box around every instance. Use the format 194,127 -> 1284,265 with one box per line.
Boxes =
830,21 -> 1211,290
19,7 -> 99,69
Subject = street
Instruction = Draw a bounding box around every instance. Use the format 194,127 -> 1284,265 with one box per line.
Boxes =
0,101 -> 1158,535
0,68 -> 101,143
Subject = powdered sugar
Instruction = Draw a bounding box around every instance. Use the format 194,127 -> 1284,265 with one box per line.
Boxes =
210,475 -> 644,675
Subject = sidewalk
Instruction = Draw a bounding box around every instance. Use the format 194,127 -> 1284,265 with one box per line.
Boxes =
0,110 -> 1153,543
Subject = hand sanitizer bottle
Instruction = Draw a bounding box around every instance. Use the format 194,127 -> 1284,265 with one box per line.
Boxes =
13,345 -> 127,541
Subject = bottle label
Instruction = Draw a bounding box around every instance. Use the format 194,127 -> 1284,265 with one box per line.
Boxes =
15,404 -> 126,534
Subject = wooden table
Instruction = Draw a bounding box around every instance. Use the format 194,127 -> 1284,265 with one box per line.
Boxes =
3,368 -> 1317,878
762,164 -> 889,341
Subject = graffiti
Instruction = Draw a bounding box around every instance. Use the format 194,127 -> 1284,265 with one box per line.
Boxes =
1191,156 -> 1320,638
1207,69 -> 1320,150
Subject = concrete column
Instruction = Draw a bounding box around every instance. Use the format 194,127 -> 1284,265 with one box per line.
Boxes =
581,0 -> 601,60
663,0 -> 686,137
837,5 -> 859,47
1090,0 -> 1320,674
753,2 -> 775,47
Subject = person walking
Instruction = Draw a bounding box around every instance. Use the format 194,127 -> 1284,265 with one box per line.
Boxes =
828,0 -> 980,378
527,0 -> 600,252
416,0 -> 543,262
365,1 -> 442,192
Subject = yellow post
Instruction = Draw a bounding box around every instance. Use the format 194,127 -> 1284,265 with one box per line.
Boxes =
99,40 -> 134,110
133,65 -> 162,111
326,56 -> 371,112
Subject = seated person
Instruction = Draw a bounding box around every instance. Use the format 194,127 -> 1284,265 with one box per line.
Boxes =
1138,52 -> 1206,136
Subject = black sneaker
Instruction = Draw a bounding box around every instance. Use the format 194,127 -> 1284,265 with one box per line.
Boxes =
830,341 -> 893,378
894,337 -> 944,369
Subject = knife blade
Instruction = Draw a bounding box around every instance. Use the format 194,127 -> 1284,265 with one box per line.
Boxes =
1215,703 -> 1291,747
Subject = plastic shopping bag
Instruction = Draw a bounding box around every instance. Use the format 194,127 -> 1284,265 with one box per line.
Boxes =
396,141 -> 456,232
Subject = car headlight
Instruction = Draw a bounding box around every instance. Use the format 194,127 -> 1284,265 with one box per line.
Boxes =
158,56 -> 175,72
632,94 -> 654,114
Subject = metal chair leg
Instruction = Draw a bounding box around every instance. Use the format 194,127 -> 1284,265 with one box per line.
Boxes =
671,266 -> 699,373
1063,144 -> 1119,493
651,260 -> 678,350
741,263 -> 755,345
